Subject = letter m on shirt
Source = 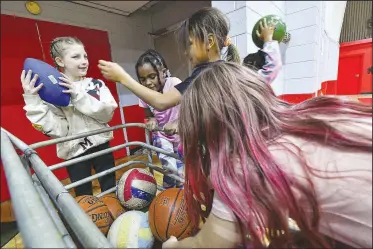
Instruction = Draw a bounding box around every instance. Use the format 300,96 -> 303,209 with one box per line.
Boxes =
79,137 -> 93,150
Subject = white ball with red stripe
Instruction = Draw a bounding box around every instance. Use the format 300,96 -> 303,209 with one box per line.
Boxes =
116,168 -> 157,210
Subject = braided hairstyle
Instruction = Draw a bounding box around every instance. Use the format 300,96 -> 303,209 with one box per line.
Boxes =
50,37 -> 83,68
135,49 -> 171,86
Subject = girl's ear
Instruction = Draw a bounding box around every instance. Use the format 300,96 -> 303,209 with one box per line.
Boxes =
55,57 -> 64,68
207,33 -> 216,50
161,67 -> 168,77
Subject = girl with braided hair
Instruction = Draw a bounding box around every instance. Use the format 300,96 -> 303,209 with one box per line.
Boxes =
135,49 -> 184,188
21,36 -> 118,197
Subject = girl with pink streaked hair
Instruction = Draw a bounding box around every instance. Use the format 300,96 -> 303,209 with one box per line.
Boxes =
163,62 -> 372,249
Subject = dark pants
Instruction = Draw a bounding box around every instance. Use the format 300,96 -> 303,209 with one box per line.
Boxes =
66,142 -> 116,196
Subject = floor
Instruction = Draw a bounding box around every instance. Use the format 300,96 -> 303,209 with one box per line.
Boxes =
1,154 -> 164,249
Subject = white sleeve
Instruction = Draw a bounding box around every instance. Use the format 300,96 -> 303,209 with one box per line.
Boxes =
71,79 -> 118,124
258,40 -> 282,84
23,94 -> 69,138
211,191 -> 236,222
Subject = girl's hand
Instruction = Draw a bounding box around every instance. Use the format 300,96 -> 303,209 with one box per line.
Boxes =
145,118 -> 158,131
21,70 -> 44,95
164,121 -> 178,135
162,236 -> 178,248
98,60 -> 128,83
58,73 -> 77,98
256,17 -> 279,43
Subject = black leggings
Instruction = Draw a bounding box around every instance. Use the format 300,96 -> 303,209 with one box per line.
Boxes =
66,142 -> 116,196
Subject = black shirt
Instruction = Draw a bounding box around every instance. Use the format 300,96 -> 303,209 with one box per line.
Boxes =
174,60 -> 224,94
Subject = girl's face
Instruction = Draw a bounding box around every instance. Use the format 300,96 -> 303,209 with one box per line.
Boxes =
57,43 -> 89,80
187,36 -> 210,67
137,63 -> 166,92
187,35 -> 221,67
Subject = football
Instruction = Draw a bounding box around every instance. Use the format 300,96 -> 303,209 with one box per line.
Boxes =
23,58 -> 71,106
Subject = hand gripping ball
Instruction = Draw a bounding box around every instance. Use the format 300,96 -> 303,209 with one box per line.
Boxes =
252,15 -> 287,49
23,58 -> 70,106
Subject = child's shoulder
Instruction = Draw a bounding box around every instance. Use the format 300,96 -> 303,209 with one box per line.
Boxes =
166,76 -> 182,87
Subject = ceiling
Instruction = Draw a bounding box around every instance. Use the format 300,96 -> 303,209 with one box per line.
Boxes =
71,1 -> 155,16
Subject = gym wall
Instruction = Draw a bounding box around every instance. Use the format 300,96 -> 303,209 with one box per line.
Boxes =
0,1 -> 153,202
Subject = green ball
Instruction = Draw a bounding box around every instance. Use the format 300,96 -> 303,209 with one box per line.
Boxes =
252,15 -> 287,49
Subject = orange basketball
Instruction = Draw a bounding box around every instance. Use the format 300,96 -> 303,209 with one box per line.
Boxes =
99,193 -> 126,220
148,188 -> 196,242
75,195 -> 113,235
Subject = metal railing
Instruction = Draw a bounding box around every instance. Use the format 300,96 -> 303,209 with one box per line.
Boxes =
0,123 -> 183,248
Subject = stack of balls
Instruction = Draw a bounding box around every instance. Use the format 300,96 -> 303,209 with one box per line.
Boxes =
74,168 -> 196,248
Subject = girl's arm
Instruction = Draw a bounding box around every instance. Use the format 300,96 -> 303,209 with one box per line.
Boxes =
23,95 -> 69,138
163,213 -> 240,249
98,60 -> 182,111
258,40 -> 282,84
255,18 -> 282,84
61,77 -> 118,124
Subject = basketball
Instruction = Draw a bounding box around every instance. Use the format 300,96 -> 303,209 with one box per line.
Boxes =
75,195 -> 113,235
107,211 -> 154,248
148,188 -> 196,242
116,168 -> 157,210
252,15 -> 287,48
23,58 -> 71,106
99,193 -> 126,220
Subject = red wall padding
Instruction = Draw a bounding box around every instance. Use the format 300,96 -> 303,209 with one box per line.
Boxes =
320,39 -> 372,95
122,105 -> 147,150
0,14 -> 126,202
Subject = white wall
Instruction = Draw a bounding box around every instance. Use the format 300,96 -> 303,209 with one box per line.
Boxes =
324,1 -> 347,42
322,1 -> 346,83
1,0 -> 154,107
284,1 -> 323,94
285,1 -> 346,94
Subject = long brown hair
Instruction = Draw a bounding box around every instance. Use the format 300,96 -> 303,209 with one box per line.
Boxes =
178,62 -> 372,248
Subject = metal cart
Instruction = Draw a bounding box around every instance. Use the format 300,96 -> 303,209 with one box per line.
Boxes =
1,123 -> 182,248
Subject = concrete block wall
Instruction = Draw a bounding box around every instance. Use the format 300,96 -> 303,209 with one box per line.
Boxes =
213,1 -> 345,96
284,1 -> 323,95
285,1 -> 345,94
212,1 -> 286,95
